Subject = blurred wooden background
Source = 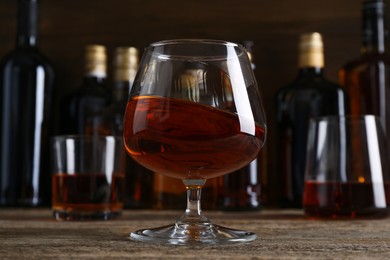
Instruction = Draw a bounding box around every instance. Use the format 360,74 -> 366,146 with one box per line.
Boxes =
0,0 -> 363,206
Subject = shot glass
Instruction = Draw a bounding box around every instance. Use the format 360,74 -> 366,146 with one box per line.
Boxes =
51,135 -> 125,220
303,115 -> 390,219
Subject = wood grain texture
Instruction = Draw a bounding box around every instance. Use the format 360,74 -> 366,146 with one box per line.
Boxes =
1,209 -> 390,259
0,0 -> 364,205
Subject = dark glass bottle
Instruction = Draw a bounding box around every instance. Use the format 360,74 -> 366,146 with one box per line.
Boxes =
86,47 -> 138,135
84,47 -> 155,209
0,0 -> 55,206
276,32 -> 347,208
339,0 -> 390,145
61,45 -> 111,135
90,47 -> 155,209
216,41 -> 265,210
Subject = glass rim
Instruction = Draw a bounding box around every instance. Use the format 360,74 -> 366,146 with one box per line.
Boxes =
149,38 -> 242,48
145,39 -> 248,61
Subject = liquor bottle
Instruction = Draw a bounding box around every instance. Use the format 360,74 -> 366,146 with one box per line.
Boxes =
86,47 -> 138,135
339,0 -> 390,143
0,0 -> 55,206
216,41 -> 265,210
61,45 -> 111,135
276,32 -> 347,208
85,47 -> 155,209
110,47 -> 138,134
115,48 -> 154,209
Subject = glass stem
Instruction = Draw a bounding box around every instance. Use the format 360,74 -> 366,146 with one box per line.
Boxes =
179,179 -> 209,224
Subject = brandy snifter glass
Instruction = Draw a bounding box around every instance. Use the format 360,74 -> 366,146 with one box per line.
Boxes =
123,39 -> 267,245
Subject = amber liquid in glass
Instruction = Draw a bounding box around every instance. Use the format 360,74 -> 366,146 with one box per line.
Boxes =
52,173 -> 125,216
303,181 -> 390,218
124,96 -> 266,180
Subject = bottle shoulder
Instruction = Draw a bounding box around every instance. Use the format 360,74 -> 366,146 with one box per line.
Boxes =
63,88 -> 111,115
81,77 -> 110,92
276,77 -> 346,118
277,74 -> 343,98
342,53 -> 390,71
1,47 -> 54,71
66,78 -> 111,104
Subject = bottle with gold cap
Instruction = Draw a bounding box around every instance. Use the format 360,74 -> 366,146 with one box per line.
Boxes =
113,47 -> 154,209
112,47 -> 138,111
61,44 -> 111,134
275,32 -> 347,208
86,47 -> 139,135
85,46 -> 155,209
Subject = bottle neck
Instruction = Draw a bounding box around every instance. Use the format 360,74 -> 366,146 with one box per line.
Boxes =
112,47 -> 138,99
82,75 -> 106,87
113,68 -> 136,85
361,1 -> 388,54
17,0 -> 38,48
84,55 -> 106,80
298,67 -> 324,77
112,65 -> 137,103
84,70 -> 106,80
112,81 -> 132,103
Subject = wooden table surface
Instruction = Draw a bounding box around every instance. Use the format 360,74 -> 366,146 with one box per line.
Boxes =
1,209 -> 390,259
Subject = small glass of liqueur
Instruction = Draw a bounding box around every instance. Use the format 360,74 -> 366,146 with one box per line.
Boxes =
303,115 -> 390,219
51,135 -> 125,220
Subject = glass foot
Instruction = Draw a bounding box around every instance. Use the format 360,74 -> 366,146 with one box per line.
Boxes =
130,222 -> 256,245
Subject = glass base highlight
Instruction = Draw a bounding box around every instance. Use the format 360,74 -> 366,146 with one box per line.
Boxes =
130,222 -> 256,245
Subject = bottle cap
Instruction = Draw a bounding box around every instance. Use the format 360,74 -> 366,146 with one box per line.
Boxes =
113,47 -> 139,82
84,44 -> 107,78
298,32 -> 324,68
361,0 -> 387,53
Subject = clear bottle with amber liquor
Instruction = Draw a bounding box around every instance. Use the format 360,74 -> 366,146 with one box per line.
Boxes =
339,0 -> 390,142
276,32 -> 347,208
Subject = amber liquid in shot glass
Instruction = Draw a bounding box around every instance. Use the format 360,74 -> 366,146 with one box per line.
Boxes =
303,115 -> 390,219
51,135 -> 125,220
52,173 -> 124,219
